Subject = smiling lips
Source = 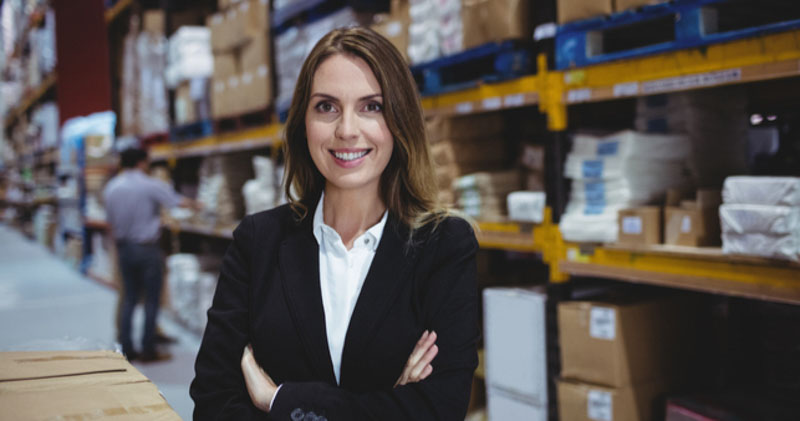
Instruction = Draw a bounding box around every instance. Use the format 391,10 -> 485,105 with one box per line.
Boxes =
330,149 -> 371,168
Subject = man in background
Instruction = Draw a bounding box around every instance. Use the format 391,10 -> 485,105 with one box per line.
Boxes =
104,147 -> 196,362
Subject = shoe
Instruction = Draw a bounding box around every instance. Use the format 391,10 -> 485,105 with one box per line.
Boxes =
123,350 -> 140,361
138,350 -> 172,363
155,331 -> 178,344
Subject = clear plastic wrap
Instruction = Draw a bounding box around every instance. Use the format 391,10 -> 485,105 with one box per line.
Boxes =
722,232 -> 799,262
722,176 -> 800,206
720,204 -> 800,235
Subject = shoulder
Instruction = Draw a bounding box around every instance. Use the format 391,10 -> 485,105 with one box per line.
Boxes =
414,215 -> 477,254
234,204 -> 298,242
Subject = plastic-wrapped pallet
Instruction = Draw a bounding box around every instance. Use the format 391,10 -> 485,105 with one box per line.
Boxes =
560,130 -> 691,243
166,26 -> 214,88
720,176 -> 800,261
196,153 -> 254,226
135,25 -> 170,136
166,254 -> 218,332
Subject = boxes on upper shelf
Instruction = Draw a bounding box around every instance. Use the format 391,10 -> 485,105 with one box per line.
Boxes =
461,0 -> 532,50
617,206 -> 661,246
664,189 -> 721,247
371,15 -> 410,62
558,0 -> 613,24
615,0 -> 666,13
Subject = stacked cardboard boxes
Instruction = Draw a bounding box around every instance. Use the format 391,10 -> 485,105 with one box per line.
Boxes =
371,0 -> 411,61
461,0 -> 533,50
558,294 -> 700,421
557,0 -> 668,24
207,0 -> 272,119
664,189 -> 721,247
426,114 -> 507,206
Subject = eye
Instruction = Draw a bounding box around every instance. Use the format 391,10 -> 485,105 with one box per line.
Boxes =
363,101 -> 383,113
315,101 -> 337,113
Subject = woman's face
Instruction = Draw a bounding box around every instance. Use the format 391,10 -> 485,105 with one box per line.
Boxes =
305,53 -> 393,197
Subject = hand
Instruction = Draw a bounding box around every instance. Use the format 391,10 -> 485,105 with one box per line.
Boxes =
241,344 -> 277,412
395,330 -> 438,387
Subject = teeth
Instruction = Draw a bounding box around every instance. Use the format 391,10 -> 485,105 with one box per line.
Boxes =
334,150 -> 368,161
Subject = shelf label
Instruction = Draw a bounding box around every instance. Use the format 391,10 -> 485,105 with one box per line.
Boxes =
504,93 -> 525,107
455,102 -> 474,114
590,307 -> 616,340
567,88 -> 592,103
622,216 -> 643,235
642,68 -> 742,94
613,82 -> 639,97
482,97 -> 502,110
588,390 -> 613,421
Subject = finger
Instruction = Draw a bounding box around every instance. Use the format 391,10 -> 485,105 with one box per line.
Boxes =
419,364 -> 433,381
407,331 -> 436,368
410,344 -> 438,379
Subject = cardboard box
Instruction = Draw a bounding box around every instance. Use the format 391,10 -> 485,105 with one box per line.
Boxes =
483,287 -> 548,405
558,379 -> 666,421
0,350 -> 180,420
558,295 -> 698,388
615,0 -> 666,13
244,0 -> 270,35
525,171 -> 545,191
240,65 -> 271,111
521,143 -> 545,172
372,16 -> 409,62
426,114 -> 505,143
213,52 -> 239,79
143,10 -> 165,34
461,0 -> 532,50
211,77 -> 229,118
558,0 -> 613,24
664,206 -> 721,247
617,206 -> 662,246
241,34 -> 270,72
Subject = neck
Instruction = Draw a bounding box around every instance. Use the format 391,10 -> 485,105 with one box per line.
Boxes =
322,185 -> 385,249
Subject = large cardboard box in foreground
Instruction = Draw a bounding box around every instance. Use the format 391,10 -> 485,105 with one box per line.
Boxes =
558,379 -> 666,421
559,295 -> 698,388
0,350 -> 181,420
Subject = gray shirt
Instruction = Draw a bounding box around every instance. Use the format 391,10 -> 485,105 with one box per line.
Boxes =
103,169 -> 182,244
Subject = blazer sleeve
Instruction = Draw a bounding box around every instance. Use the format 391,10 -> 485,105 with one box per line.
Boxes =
270,219 -> 480,421
190,216 -> 269,420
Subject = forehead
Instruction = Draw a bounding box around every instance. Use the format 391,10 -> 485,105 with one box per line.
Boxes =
310,53 -> 382,97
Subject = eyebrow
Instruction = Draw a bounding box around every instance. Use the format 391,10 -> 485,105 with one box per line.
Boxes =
310,93 -> 383,101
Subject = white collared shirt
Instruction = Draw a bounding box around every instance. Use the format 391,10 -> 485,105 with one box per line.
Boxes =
312,192 -> 388,385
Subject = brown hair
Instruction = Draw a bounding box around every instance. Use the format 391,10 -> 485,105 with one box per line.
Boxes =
283,26 -> 446,233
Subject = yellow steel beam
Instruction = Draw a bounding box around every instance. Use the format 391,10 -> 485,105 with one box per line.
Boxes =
421,75 -> 539,116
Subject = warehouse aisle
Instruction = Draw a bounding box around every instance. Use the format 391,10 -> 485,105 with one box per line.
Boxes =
0,224 -> 201,420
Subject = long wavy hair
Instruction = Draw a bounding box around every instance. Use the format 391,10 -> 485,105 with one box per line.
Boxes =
283,26 -> 447,233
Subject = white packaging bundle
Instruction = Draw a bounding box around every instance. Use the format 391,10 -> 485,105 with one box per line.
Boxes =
166,26 -> 214,88
720,204 -> 800,236
722,176 -> 800,207
136,31 -> 169,136
436,0 -> 463,56
722,232 -> 799,262
560,130 -> 691,243
570,130 -> 691,160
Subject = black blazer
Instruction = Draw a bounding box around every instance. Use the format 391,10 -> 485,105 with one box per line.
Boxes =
190,203 -> 479,420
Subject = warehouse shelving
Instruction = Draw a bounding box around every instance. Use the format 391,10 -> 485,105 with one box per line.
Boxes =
149,124 -> 283,162
2,72 -> 58,131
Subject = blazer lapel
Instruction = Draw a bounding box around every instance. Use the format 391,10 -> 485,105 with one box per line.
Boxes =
340,218 -> 417,384
278,219 -> 337,385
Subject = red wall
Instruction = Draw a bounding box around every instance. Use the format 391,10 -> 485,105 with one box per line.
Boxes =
54,0 -> 112,125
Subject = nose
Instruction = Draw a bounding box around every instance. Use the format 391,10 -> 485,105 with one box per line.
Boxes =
335,109 -> 358,141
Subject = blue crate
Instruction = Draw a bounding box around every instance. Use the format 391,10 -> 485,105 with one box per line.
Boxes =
169,120 -> 214,143
556,0 -> 800,69
410,41 -> 534,97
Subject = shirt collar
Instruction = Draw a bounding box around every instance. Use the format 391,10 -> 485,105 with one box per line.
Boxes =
312,191 -> 388,252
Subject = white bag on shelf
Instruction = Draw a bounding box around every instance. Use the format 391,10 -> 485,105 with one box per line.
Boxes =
722,176 -> 800,206
720,204 -> 800,235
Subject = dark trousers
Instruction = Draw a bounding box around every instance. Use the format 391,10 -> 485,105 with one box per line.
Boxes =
117,241 -> 163,355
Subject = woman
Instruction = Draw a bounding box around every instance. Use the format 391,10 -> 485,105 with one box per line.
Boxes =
190,26 -> 479,420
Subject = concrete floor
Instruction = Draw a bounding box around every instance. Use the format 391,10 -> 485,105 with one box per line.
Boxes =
0,224 -> 201,420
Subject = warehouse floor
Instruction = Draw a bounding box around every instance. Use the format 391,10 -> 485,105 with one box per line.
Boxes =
0,224 -> 201,420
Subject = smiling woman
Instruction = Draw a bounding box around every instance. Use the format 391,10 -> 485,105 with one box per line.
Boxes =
191,27 -> 479,421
